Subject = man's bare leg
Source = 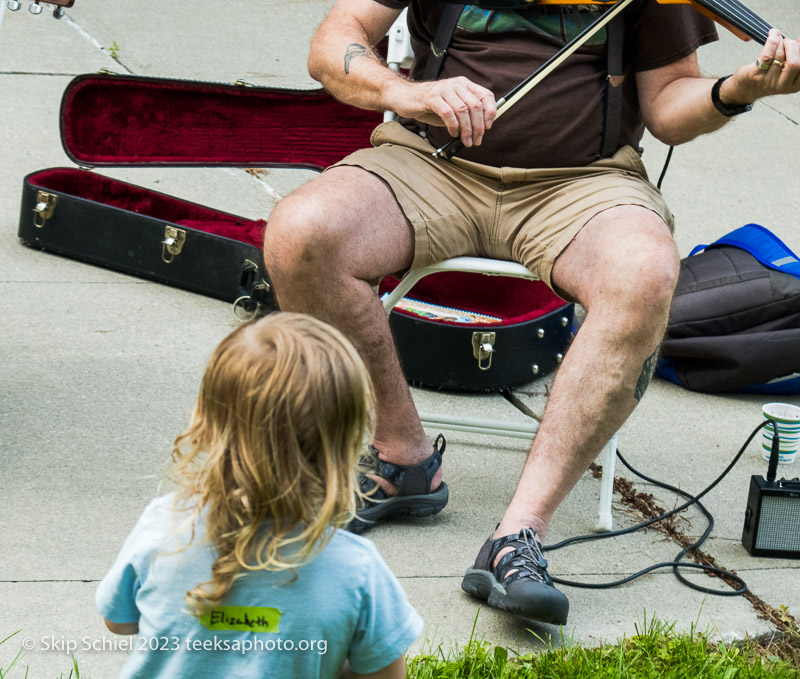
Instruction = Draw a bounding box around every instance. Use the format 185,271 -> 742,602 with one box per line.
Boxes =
495,205 -> 679,542
461,206 -> 678,624
264,166 -> 440,493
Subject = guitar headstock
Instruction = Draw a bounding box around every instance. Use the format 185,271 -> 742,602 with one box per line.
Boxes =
6,0 -> 75,19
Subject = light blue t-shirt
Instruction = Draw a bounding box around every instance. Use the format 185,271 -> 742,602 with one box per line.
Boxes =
96,495 -> 423,678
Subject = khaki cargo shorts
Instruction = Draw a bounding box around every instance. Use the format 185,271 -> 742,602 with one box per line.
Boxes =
331,121 -> 674,290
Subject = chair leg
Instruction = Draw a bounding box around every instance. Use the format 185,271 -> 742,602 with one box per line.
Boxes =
596,433 -> 618,532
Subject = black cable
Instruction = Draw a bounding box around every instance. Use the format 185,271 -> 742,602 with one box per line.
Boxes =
542,419 -> 772,595
657,145 -> 674,190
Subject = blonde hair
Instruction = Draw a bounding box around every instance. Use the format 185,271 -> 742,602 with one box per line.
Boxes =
169,312 -> 375,617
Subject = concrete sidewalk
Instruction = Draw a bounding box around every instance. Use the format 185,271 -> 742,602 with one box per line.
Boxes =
1,1 -> 798,676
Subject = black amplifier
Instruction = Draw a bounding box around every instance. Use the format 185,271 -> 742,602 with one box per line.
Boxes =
742,475 -> 800,559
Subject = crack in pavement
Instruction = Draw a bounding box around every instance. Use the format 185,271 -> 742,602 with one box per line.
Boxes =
0,71 -> 81,76
62,12 -> 132,74
1,579 -> 99,583
601,464 -> 798,635
762,101 -> 799,125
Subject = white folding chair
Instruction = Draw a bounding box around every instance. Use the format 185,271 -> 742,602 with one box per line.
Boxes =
381,13 -> 617,533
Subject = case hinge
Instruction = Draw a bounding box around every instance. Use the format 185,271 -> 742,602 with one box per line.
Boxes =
33,191 -> 57,228
232,79 -> 253,87
161,226 -> 186,263
471,331 -> 496,371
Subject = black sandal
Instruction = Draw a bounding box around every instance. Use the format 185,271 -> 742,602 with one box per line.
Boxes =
462,527 -> 569,625
346,434 -> 449,534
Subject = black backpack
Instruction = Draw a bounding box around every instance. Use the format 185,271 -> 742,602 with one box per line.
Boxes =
657,224 -> 800,394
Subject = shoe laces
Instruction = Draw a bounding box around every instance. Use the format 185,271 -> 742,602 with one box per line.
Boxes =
495,528 -> 550,585
356,446 -> 386,502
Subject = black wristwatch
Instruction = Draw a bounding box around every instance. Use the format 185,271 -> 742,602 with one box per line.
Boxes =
711,75 -> 753,117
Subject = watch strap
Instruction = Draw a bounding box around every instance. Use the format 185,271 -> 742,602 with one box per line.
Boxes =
712,75 -> 753,117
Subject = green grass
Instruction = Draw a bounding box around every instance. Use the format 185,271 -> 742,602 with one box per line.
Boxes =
3,616 -> 798,678
408,616 -> 800,679
0,630 -> 79,679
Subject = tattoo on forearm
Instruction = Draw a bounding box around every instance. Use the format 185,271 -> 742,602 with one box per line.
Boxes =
344,43 -> 371,74
634,348 -> 659,402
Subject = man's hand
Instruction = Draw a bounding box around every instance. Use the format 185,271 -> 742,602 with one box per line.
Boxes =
721,28 -> 800,105
383,77 -> 497,148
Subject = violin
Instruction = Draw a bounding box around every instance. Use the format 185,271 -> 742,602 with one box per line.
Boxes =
432,0 -> 777,159
551,0 -> 770,42
462,0 -> 771,40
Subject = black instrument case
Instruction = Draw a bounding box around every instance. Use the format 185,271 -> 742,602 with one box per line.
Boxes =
19,73 -> 380,311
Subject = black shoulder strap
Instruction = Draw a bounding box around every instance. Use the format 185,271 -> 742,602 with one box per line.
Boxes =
422,3 -> 464,81
599,11 -> 626,158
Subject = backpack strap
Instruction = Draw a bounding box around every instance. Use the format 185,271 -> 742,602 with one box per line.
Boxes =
690,224 -> 800,280
598,10 -> 626,158
422,3 -> 464,81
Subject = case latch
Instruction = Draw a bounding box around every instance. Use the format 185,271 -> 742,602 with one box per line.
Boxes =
162,226 -> 186,263
32,191 -> 57,228
232,260 -> 272,321
471,331 -> 496,371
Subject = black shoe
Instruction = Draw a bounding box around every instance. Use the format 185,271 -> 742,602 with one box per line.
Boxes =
461,527 -> 569,625
346,434 -> 448,534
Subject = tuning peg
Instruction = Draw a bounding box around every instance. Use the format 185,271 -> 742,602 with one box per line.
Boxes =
7,1 -> 22,10
53,5 -> 65,17
28,1 -> 43,14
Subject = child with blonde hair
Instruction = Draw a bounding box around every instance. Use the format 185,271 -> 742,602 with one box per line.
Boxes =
97,312 -> 422,678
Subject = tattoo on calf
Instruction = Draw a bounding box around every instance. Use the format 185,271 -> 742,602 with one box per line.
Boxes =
344,43 -> 371,74
634,349 -> 659,402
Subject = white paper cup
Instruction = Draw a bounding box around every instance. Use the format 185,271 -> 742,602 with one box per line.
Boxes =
762,402 -> 800,464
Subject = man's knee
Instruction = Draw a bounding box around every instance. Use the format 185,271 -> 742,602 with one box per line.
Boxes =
574,211 -> 680,342
622,242 -> 680,314
556,206 -> 679,314
263,189 -> 347,286
590,208 -> 679,316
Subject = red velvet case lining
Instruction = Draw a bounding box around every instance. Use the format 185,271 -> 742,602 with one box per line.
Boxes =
60,75 -> 382,169
45,74 -> 567,325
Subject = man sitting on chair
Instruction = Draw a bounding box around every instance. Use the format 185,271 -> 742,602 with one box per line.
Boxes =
264,0 -> 800,624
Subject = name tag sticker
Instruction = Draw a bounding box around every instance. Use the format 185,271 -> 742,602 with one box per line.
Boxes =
199,606 -> 282,633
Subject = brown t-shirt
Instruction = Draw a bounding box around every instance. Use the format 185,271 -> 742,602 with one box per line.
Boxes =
373,0 -> 718,167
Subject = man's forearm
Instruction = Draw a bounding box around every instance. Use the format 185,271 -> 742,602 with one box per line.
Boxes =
307,0 -> 496,146
642,29 -> 799,147
307,3 -> 406,113
645,76 -> 733,146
